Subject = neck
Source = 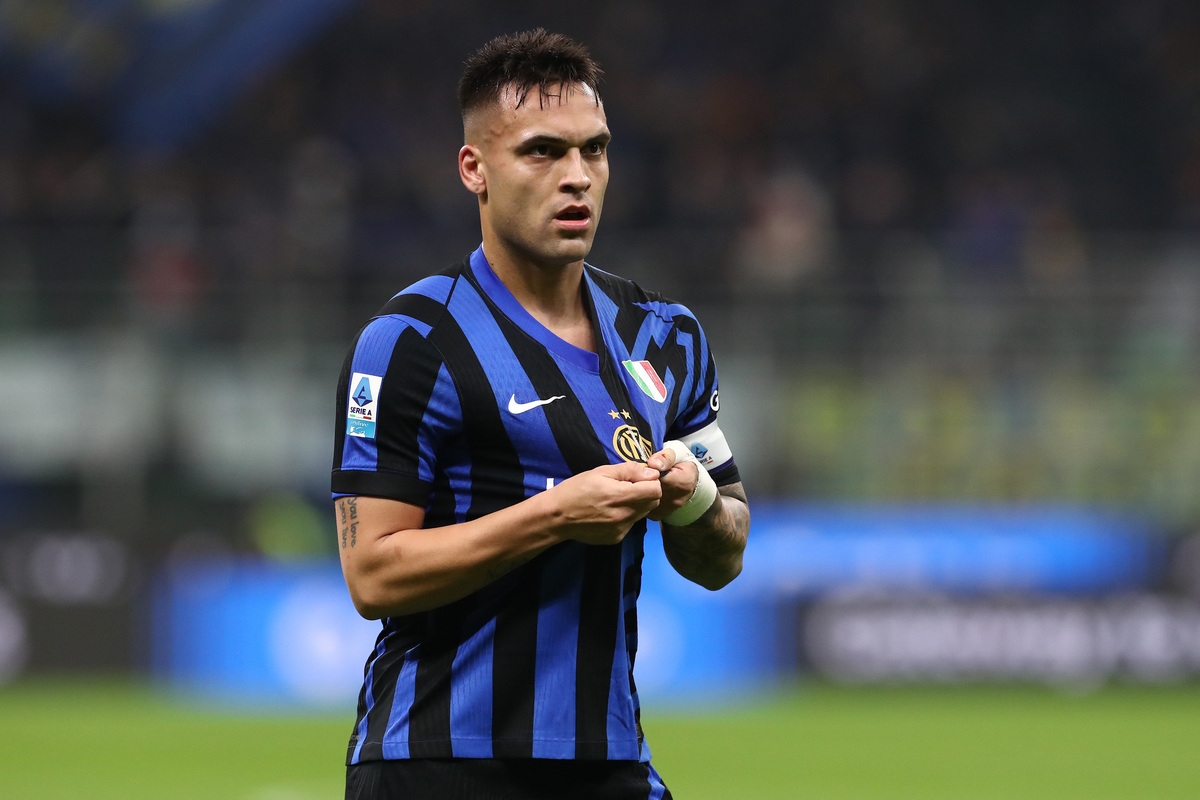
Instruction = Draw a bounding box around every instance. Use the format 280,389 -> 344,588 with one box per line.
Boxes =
481,241 -> 595,352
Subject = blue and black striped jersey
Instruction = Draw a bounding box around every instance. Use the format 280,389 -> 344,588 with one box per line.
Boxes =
331,246 -> 739,764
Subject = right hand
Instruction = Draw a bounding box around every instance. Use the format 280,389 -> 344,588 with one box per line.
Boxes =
548,462 -> 663,545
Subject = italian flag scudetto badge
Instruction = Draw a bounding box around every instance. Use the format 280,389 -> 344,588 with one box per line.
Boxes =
623,360 -> 667,403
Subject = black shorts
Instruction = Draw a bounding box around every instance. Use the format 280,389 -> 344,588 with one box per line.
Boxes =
345,757 -> 673,800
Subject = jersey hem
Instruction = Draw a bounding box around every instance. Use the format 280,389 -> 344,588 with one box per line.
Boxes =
347,735 -> 649,766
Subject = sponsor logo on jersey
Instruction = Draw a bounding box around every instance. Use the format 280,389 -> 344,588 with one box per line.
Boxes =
508,394 -> 566,414
622,360 -> 667,403
690,442 -> 713,467
710,389 -> 720,412
347,373 -> 382,438
612,423 -> 653,464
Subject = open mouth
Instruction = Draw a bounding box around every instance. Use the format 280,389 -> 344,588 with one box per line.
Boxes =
556,207 -> 590,222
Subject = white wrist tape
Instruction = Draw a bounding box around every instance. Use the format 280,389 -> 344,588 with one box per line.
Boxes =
661,440 -> 720,527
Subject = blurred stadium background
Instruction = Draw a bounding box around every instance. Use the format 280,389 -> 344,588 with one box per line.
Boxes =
2,0 -> 1200,797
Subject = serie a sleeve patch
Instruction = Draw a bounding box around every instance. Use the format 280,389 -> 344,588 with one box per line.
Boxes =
346,372 -> 383,438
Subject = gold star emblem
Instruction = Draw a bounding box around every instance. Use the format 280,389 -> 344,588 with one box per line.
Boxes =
609,409 -> 620,419
621,409 -> 631,420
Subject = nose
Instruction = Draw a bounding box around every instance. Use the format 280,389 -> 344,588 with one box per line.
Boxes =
559,149 -> 591,193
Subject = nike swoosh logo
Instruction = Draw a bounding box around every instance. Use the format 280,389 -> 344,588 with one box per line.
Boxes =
508,394 -> 566,414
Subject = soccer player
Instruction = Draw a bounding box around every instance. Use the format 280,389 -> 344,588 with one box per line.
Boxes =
331,29 -> 749,800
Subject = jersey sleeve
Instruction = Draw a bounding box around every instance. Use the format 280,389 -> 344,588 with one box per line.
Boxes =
665,308 -> 740,486
331,315 -> 459,506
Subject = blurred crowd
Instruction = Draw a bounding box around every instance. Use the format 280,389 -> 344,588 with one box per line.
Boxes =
3,1 -> 1200,315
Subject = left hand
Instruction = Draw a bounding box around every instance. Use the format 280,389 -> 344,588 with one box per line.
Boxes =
645,445 -> 699,522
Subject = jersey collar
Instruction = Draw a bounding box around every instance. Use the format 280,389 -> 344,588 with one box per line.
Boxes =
469,246 -> 601,373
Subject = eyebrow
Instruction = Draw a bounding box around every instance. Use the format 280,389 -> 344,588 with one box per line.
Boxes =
517,131 -> 612,150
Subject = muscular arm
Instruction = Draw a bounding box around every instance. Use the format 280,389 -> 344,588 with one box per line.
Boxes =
647,447 -> 750,591
335,461 -> 663,619
659,481 -> 749,590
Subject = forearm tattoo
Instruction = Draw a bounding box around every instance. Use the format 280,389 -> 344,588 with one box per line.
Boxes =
661,481 -> 750,589
338,497 -> 359,550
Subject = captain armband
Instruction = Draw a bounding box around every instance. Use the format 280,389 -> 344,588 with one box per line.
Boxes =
676,420 -> 733,474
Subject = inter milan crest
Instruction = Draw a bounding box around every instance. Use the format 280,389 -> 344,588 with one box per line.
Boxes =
612,423 -> 653,464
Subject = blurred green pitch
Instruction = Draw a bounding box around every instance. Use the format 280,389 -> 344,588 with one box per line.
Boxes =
2,680 -> 1198,799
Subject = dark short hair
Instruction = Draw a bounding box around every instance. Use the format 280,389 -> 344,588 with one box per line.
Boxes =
457,28 -> 603,116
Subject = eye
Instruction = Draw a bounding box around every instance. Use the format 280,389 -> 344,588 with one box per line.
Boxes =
584,141 -> 606,156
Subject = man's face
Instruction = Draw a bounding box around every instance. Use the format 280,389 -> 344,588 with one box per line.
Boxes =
464,82 -> 610,269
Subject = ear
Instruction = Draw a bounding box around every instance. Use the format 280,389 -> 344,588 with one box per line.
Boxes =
459,145 -> 486,197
